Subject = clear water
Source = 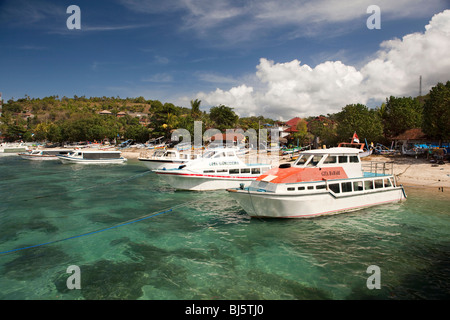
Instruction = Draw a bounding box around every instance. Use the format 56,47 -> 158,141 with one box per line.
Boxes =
0,156 -> 449,300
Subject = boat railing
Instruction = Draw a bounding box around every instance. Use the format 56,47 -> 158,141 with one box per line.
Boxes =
362,161 -> 394,176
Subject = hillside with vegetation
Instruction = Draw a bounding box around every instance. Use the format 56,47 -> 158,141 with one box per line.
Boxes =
0,81 -> 449,146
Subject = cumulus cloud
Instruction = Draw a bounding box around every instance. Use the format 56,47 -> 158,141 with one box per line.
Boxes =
197,10 -> 450,120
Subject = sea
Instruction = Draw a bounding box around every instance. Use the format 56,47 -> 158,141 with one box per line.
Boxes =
0,155 -> 449,301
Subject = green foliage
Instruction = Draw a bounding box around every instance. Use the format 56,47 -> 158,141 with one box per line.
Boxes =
383,96 -> 423,138
306,116 -> 338,146
190,99 -> 202,120
422,81 -> 450,141
209,105 -> 239,131
335,104 -> 383,143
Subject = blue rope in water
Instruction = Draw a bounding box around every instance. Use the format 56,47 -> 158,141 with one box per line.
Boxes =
0,208 -> 174,255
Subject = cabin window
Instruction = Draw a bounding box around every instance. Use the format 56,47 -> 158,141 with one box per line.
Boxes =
341,182 -> 352,193
338,156 -> 348,163
353,181 -> 363,191
349,156 -> 359,163
241,168 -> 250,174
295,155 -> 309,166
384,179 -> 392,187
374,179 -> 384,189
203,170 -> 215,173
287,187 -> 295,191
297,186 -> 305,191
316,185 -> 326,190
323,156 -> 337,164
329,183 -> 340,193
229,169 -> 239,174
226,152 -> 235,157
251,168 -> 261,174
307,186 -> 314,190
364,180 -> 374,190
308,155 -> 323,167
217,169 -> 228,173
215,152 -> 225,158
389,177 -> 395,187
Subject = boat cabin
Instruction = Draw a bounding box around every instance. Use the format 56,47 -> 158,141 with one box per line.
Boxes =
290,147 -> 363,178
70,150 -> 123,160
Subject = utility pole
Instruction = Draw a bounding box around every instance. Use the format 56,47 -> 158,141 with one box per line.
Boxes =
419,75 -> 422,96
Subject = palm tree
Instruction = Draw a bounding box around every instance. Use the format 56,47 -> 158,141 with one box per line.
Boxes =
190,99 -> 202,120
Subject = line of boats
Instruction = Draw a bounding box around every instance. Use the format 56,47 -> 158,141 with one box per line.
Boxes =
7,142 -> 407,219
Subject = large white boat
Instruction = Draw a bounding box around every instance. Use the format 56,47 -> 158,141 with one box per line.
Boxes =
57,150 -> 127,164
154,148 -> 272,191
227,147 -> 406,218
138,149 -> 201,170
19,149 -> 74,161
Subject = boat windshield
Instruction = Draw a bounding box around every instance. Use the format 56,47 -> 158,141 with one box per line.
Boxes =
294,154 -> 326,167
203,150 -> 216,158
153,150 -> 166,157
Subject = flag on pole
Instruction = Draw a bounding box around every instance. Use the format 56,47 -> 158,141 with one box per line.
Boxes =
352,132 -> 359,143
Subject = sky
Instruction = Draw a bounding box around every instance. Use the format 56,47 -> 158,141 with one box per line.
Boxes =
0,0 -> 449,120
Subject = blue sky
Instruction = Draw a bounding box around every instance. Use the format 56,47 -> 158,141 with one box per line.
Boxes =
1,0 -> 449,119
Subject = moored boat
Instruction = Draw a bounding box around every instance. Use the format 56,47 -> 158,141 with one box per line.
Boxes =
227,147 -> 406,218
0,143 -> 30,156
19,149 -> 74,160
338,132 -> 372,157
138,149 -> 201,170
154,147 -> 272,190
57,150 -> 127,164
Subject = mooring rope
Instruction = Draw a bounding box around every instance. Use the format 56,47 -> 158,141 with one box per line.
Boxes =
0,199 -> 199,256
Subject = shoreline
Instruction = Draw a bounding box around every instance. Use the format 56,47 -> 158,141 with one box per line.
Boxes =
362,154 -> 450,190
121,148 -> 449,191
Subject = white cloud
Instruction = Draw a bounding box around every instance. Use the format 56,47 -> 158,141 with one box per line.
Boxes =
196,10 -> 450,120
120,0 -> 448,44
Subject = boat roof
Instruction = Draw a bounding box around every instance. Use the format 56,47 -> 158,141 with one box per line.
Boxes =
76,150 -> 121,153
300,147 -> 362,155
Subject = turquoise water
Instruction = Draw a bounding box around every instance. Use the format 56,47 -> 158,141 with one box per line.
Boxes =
0,156 -> 449,300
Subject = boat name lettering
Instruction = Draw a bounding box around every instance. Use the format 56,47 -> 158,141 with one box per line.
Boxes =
209,161 -> 239,166
321,170 -> 341,176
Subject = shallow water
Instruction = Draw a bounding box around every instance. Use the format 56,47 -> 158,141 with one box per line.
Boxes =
0,156 -> 449,300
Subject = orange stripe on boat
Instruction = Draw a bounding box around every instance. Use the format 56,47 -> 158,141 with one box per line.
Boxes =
257,167 -> 348,183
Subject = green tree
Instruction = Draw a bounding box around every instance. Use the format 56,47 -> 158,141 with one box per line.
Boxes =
190,99 -> 202,120
422,81 -> 450,142
290,118 -> 308,146
209,105 -> 239,131
383,96 -> 423,138
335,104 -> 383,144
306,116 -> 338,146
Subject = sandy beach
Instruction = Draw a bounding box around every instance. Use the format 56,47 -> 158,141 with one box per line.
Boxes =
363,155 -> 450,189
122,147 -> 450,191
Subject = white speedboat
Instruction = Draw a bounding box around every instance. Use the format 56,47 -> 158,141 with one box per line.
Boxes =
138,149 -> 201,170
227,147 -> 406,218
154,148 -> 272,191
19,149 -> 74,160
57,150 -> 127,164
0,143 -> 30,156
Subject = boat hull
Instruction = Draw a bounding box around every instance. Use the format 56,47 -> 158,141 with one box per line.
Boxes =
156,171 -> 256,191
138,159 -> 186,170
58,156 -> 127,164
20,154 -> 58,160
228,187 -> 406,218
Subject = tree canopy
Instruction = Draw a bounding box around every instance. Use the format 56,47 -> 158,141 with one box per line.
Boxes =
422,81 -> 450,141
